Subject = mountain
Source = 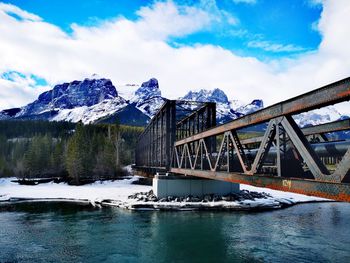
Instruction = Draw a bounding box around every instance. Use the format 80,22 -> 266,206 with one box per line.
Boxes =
181,88 -> 263,123
182,88 -> 229,104
0,77 -> 164,125
95,104 -> 150,126
0,78 -> 128,123
232,99 -> 264,115
0,76 -> 345,128
129,78 -> 166,118
19,78 -> 118,116
293,107 -> 342,127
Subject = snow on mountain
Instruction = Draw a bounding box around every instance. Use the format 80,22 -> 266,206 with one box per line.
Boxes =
129,78 -> 166,118
293,106 -> 342,127
182,88 -> 229,104
0,75 -> 345,127
181,88 -> 263,123
117,83 -> 140,101
17,78 -> 118,118
0,78 -> 129,124
181,88 -> 236,123
0,77 -> 166,124
51,97 -> 128,124
229,100 -> 246,111
233,99 -> 264,115
0,108 -> 21,120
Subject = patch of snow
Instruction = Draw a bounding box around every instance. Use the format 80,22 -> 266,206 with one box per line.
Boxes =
0,194 -> 10,201
134,96 -> 166,118
293,106 -> 342,127
0,177 -> 151,203
0,176 -> 330,211
51,97 -> 128,124
117,84 -> 140,101
240,184 -> 328,203
230,100 -> 246,111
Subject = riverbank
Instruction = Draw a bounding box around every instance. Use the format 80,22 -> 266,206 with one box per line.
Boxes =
0,177 -> 330,211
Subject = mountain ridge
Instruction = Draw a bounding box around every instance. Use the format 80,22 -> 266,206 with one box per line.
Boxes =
0,77 -> 344,127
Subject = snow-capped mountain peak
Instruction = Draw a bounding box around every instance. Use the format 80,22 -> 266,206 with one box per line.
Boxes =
0,76 -> 345,128
232,99 -> 264,115
181,88 -> 263,123
133,78 -> 161,101
17,78 -> 118,118
293,106 -> 342,127
130,78 -> 165,118
182,88 -> 228,104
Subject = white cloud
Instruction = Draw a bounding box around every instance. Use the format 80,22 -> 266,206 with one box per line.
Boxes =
247,40 -> 306,53
198,0 -> 239,26
135,1 -> 212,40
0,2 -> 41,21
0,72 -> 49,109
0,0 -> 349,115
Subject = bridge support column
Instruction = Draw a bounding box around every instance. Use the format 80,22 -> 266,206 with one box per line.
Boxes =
153,174 -> 239,198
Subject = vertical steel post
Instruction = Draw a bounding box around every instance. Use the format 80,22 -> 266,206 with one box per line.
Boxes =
275,119 -> 281,177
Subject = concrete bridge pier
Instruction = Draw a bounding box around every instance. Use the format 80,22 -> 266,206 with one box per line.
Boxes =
153,174 -> 240,198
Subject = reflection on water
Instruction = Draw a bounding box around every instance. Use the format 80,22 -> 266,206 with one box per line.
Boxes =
0,202 -> 350,263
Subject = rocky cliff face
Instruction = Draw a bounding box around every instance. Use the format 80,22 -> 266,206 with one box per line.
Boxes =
17,78 -> 118,117
129,78 -> 166,118
182,88 -> 229,104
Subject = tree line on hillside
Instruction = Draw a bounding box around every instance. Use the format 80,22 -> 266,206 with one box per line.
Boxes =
0,120 -> 143,184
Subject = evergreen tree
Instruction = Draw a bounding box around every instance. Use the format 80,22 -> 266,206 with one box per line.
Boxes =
93,136 -> 116,179
66,123 -> 92,184
51,140 -> 66,176
24,135 -> 51,178
0,120 -> 143,179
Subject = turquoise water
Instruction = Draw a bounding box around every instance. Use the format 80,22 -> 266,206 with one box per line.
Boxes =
0,202 -> 350,263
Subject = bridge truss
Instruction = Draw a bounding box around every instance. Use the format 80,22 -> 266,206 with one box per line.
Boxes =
134,100 -> 216,176
136,77 -> 350,201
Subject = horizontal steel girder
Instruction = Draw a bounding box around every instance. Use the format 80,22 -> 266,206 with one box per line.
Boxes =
170,168 -> 350,202
175,77 -> 350,146
241,119 -> 350,145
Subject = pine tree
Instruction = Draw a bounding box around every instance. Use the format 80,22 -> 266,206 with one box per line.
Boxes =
24,135 -> 51,178
51,140 -> 66,176
66,123 -> 92,184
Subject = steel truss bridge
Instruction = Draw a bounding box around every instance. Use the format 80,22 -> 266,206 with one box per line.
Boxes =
135,77 -> 350,201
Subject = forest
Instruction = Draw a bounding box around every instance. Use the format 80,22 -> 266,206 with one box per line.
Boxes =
0,120 -> 143,184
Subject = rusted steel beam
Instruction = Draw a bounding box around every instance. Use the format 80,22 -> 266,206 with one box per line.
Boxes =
241,136 -> 264,145
281,116 -> 332,181
241,119 -> 350,145
175,77 -> 350,146
170,168 -> 350,202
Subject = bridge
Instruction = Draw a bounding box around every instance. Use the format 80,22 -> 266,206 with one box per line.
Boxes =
134,77 -> 350,202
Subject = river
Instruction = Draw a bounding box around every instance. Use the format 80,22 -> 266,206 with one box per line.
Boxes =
0,201 -> 349,263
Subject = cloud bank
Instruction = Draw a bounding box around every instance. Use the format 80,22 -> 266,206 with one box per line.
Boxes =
0,0 -> 349,113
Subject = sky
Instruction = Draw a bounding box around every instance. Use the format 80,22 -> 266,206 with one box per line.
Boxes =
0,0 -> 349,112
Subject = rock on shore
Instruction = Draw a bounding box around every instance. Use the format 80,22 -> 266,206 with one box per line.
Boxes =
98,190 -> 298,211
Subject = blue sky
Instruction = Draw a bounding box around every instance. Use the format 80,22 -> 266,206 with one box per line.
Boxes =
0,0 -> 349,112
4,0 -> 322,60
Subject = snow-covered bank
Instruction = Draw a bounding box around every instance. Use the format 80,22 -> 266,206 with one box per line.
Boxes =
0,177 -> 330,211
0,177 -> 150,203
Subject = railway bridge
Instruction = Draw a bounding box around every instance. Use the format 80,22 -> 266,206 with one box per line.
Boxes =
134,77 -> 350,202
